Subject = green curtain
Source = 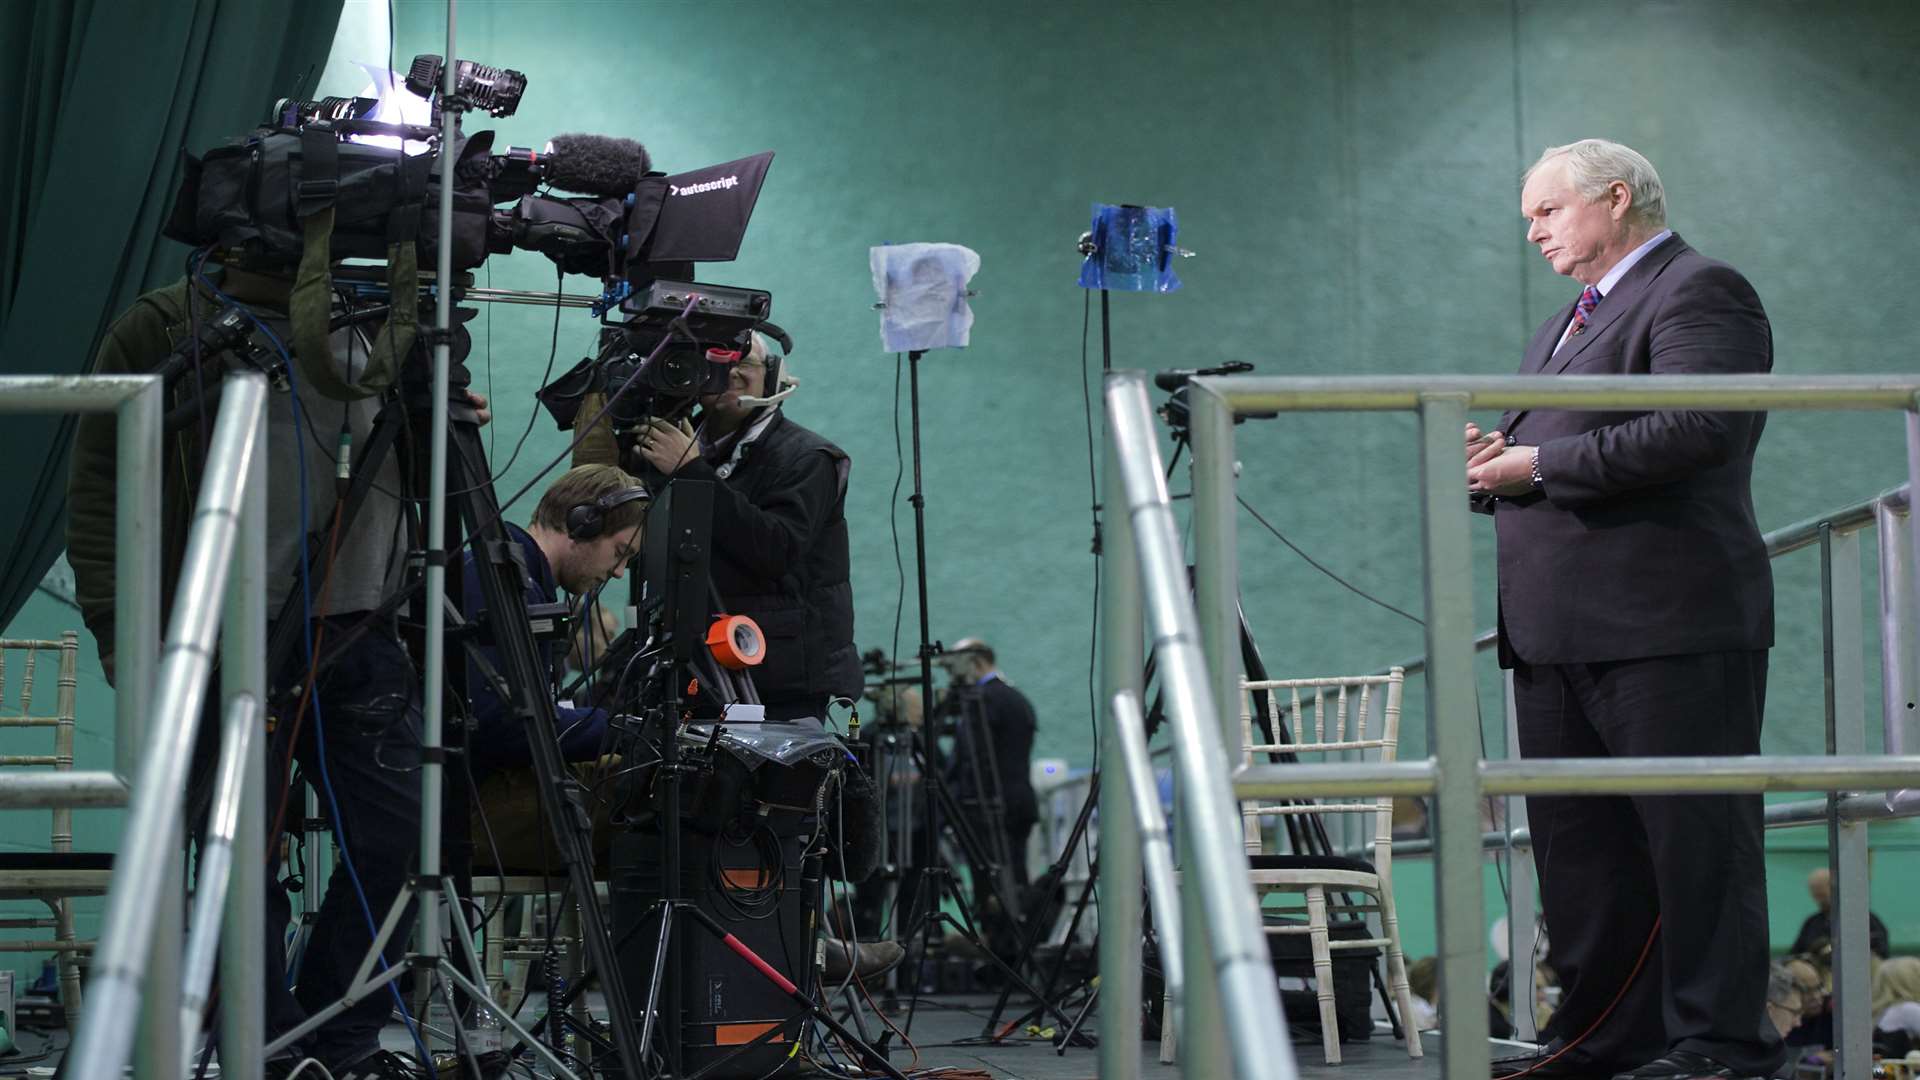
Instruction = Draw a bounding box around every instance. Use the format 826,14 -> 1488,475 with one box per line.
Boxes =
0,0 -> 345,630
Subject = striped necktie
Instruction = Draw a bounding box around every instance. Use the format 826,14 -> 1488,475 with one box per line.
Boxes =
1568,285 -> 1602,337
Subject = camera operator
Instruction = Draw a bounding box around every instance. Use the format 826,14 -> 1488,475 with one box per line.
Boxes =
66,260 -> 489,1079
936,638 -> 1039,894
616,330 -> 863,721
460,464 -> 645,770
459,465 -> 646,870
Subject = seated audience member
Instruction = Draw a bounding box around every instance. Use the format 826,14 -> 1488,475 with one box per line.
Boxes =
1765,963 -> 1809,1040
1875,955 -> 1920,1046
1406,956 -> 1440,1030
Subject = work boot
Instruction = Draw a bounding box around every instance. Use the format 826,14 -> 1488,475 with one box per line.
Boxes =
821,936 -> 905,981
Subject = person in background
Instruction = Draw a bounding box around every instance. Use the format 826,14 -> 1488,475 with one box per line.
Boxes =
1790,867 -> 1891,960
462,465 -> 645,872
628,332 -> 862,721
1407,956 -> 1441,1031
1874,956 -> 1920,1049
67,261 -> 489,1080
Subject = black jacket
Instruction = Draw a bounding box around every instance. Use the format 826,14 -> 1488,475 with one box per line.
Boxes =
460,523 -> 608,773
1487,234 -> 1774,666
946,675 -> 1039,828
678,409 -> 861,707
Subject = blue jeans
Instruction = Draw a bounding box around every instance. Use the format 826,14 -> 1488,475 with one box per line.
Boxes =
264,627 -> 423,1066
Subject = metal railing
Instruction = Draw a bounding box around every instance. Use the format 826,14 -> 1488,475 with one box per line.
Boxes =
1100,372 -> 1301,1079
0,377 -> 163,805
1356,481 -> 1915,1046
1105,372 -> 1920,1079
0,373 -> 271,1080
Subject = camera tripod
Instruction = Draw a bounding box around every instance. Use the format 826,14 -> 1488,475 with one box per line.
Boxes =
940,681 -> 1020,907
233,293 -> 647,1079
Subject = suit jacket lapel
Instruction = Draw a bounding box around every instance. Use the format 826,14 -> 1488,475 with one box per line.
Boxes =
1498,300 -> 1576,434
1503,234 -> 1691,437
1537,233 -> 1690,379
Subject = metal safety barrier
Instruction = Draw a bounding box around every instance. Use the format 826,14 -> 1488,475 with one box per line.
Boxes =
1358,481 -> 1914,1050
0,373 -> 271,1080
1104,371 -> 1920,1079
1100,372 -> 1302,1079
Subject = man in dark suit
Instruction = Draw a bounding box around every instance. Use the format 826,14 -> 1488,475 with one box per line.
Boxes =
1466,139 -> 1782,1080
937,638 -> 1039,955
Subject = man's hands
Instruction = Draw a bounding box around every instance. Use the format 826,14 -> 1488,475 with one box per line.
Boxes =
1464,423 -> 1538,497
465,390 -> 493,426
637,417 -> 699,476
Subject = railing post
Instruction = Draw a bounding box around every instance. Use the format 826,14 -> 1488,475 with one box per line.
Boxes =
1187,378 -> 1238,1074
219,386 -> 267,1078
1822,526 -> 1873,1079
136,386 -> 182,1080
1882,493 -> 1920,756
1503,668 -> 1538,1042
115,377 -> 162,778
1416,393 -> 1490,1078
1113,691 -> 1184,1011
1907,404 -> 1920,711
1115,372 -> 1297,1079
1098,377 -> 1145,1079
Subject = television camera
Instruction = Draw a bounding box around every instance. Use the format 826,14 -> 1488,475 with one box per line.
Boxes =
165,53 -> 785,423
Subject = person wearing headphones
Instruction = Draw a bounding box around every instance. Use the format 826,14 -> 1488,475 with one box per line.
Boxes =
630,330 -> 861,722
460,463 -> 648,774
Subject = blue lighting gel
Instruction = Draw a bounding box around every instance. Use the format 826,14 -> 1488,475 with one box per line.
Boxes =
1078,203 -> 1181,293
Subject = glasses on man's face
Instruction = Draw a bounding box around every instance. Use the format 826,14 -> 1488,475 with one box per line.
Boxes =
736,358 -> 767,372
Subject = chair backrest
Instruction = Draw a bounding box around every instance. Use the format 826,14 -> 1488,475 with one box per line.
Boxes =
0,633 -> 81,852
1238,667 -> 1406,872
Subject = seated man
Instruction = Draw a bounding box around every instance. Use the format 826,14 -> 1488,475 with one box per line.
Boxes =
460,464 -> 647,870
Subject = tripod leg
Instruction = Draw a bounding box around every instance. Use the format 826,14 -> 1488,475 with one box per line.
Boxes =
990,857 -> 1098,1037
1056,984 -> 1099,1057
429,971 -> 487,1080
897,865 -> 943,1037
264,883 -> 418,1059
932,888 -> 1094,1046
956,693 -> 1017,922
984,771 -> 1101,1037
921,760 -> 1029,964
437,961 -> 587,1080
636,900 -> 675,1063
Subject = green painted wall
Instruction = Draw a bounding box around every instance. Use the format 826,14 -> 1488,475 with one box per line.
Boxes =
5,0 -> 1918,980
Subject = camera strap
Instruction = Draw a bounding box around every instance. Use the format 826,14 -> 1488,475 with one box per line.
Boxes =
286,128 -> 419,400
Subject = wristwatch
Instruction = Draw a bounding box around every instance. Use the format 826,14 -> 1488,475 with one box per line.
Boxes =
1529,447 -> 1544,490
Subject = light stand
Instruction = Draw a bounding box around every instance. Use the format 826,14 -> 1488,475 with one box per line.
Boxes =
888,350 -> 1085,1042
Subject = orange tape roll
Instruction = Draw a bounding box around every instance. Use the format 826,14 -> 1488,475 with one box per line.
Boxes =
706,614 -> 765,669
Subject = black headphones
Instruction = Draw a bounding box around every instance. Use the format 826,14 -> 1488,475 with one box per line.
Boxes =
565,486 -> 650,540
749,323 -> 793,397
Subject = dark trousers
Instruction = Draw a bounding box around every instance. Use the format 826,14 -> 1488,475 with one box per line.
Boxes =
1513,650 -> 1782,1074
264,630 -> 423,1066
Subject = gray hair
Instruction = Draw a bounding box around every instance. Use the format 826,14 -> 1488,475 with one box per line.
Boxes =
1525,139 -> 1667,228
1766,963 -> 1802,1009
